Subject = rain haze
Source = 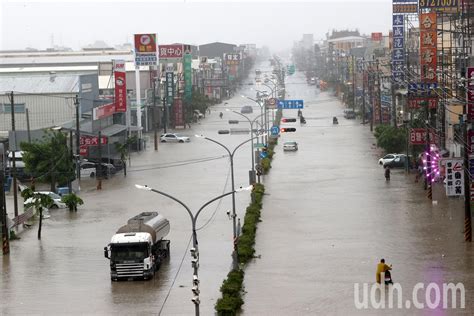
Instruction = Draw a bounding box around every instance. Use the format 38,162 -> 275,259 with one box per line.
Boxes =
1,0 -> 392,51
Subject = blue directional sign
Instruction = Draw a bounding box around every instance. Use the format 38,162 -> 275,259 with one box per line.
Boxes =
260,151 -> 268,159
270,125 -> 280,136
277,100 -> 304,109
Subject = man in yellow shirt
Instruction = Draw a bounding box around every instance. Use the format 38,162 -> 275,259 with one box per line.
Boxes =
376,258 -> 392,284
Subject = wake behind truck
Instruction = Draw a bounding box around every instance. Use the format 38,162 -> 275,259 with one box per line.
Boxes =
104,212 -> 170,281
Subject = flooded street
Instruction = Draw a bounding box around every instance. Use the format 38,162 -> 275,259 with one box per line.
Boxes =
1,75 -> 263,315
2,68 -> 474,315
243,72 -> 474,315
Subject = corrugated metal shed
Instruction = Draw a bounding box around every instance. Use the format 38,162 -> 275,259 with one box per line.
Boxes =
0,74 -> 80,94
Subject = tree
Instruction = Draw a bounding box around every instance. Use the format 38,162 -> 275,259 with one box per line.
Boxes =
61,193 -> 84,212
114,136 -> 136,177
21,131 -> 75,192
374,125 -> 407,153
21,188 -> 53,240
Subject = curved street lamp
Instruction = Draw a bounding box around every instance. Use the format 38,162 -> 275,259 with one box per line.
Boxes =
241,95 -> 267,144
195,133 -> 265,269
135,184 -> 252,316
226,110 -> 265,184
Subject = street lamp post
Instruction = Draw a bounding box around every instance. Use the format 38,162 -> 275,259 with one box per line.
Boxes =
243,96 -> 267,144
195,134 -> 263,269
226,110 -> 265,185
135,184 -> 251,316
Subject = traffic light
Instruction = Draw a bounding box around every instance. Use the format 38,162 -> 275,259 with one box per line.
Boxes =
280,127 -> 296,132
281,118 -> 296,123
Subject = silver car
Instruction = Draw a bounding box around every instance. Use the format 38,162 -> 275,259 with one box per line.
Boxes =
283,141 -> 298,151
160,133 -> 190,143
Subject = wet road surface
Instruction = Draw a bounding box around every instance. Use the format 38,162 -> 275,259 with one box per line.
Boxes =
242,71 -> 474,315
1,65 -> 266,315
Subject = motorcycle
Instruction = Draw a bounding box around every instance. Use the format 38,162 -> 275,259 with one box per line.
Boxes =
300,116 -> 306,124
333,117 -> 338,124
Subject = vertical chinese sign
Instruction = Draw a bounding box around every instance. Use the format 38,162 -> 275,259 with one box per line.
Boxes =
184,53 -> 192,102
174,99 -> 184,127
392,13 -> 405,84
134,34 -> 158,66
166,72 -> 174,106
113,60 -> 127,113
467,67 -> 474,200
420,13 -> 437,83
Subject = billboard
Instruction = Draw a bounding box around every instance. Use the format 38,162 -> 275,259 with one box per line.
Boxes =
134,33 -> 158,66
409,128 -> 439,145
420,13 -> 437,82
166,72 -> 174,106
392,14 -> 405,83
467,67 -> 474,119
371,32 -> 383,41
445,159 -> 464,197
93,102 -> 115,120
113,60 -> 127,113
184,53 -> 192,101
225,53 -> 241,65
408,97 -> 438,109
174,99 -> 184,127
159,44 -> 184,59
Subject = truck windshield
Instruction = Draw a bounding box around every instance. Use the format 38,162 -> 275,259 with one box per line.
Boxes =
110,243 -> 148,261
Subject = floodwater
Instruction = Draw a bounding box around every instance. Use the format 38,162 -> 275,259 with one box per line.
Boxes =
2,64 -> 473,316
1,69 -> 264,315
242,71 -> 474,315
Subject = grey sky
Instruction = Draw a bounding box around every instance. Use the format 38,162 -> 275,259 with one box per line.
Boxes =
0,0 -> 392,51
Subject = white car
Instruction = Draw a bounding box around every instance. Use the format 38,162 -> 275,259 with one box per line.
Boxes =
80,162 -> 96,178
378,154 -> 400,165
283,141 -> 298,151
160,133 -> 190,143
24,191 -> 67,209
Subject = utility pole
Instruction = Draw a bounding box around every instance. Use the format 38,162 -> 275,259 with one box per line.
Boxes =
9,92 -> 18,218
1,143 -> 9,255
352,55 -> 356,111
97,131 -> 102,190
376,60 -> 382,125
26,108 -> 31,143
463,94 -> 472,242
362,61 -> 366,124
368,69 -> 374,132
152,78 -> 158,151
74,95 -> 81,190
69,130 -> 73,194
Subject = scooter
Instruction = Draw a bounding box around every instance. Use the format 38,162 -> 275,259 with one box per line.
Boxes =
300,116 -> 306,124
384,269 -> 393,285
333,117 -> 338,124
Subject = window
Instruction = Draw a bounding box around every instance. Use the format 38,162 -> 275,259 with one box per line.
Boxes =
1,103 -> 26,113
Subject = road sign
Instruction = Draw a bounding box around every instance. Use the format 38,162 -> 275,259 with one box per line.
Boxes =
278,100 -> 304,109
255,164 -> 263,174
259,152 -> 268,159
270,126 -> 280,136
267,98 -> 277,109
255,143 -> 266,149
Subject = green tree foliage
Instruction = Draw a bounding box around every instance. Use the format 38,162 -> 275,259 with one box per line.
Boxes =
21,187 -> 54,240
114,136 -> 136,177
21,130 -> 75,192
184,91 -> 213,122
374,125 -> 407,154
61,193 -> 84,212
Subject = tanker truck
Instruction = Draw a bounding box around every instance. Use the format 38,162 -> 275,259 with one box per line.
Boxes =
104,212 -> 170,281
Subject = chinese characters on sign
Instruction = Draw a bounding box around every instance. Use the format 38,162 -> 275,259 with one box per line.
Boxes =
93,102 -> 115,120
174,99 -> 184,127
225,53 -> 241,65
445,159 -> 464,197
113,60 -> 127,113
166,72 -> 174,106
134,33 -> 157,66
392,3 -> 418,13
80,135 -> 108,146
392,14 -> 405,83
467,67 -> 474,120
420,12 -> 437,82
158,44 -> 184,59
409,128 -> 439,145
419,0 -> 459,8
184,53 -> 192,101
408,97 -> 438,109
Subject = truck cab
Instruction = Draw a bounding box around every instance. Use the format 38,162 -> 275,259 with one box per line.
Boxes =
104,212 -> 170,281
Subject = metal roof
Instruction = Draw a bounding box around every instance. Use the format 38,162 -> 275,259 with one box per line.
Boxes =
0,74 -> 81,94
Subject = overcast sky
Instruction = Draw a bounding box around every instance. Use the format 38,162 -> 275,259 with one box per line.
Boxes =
0,0 -> 392,52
